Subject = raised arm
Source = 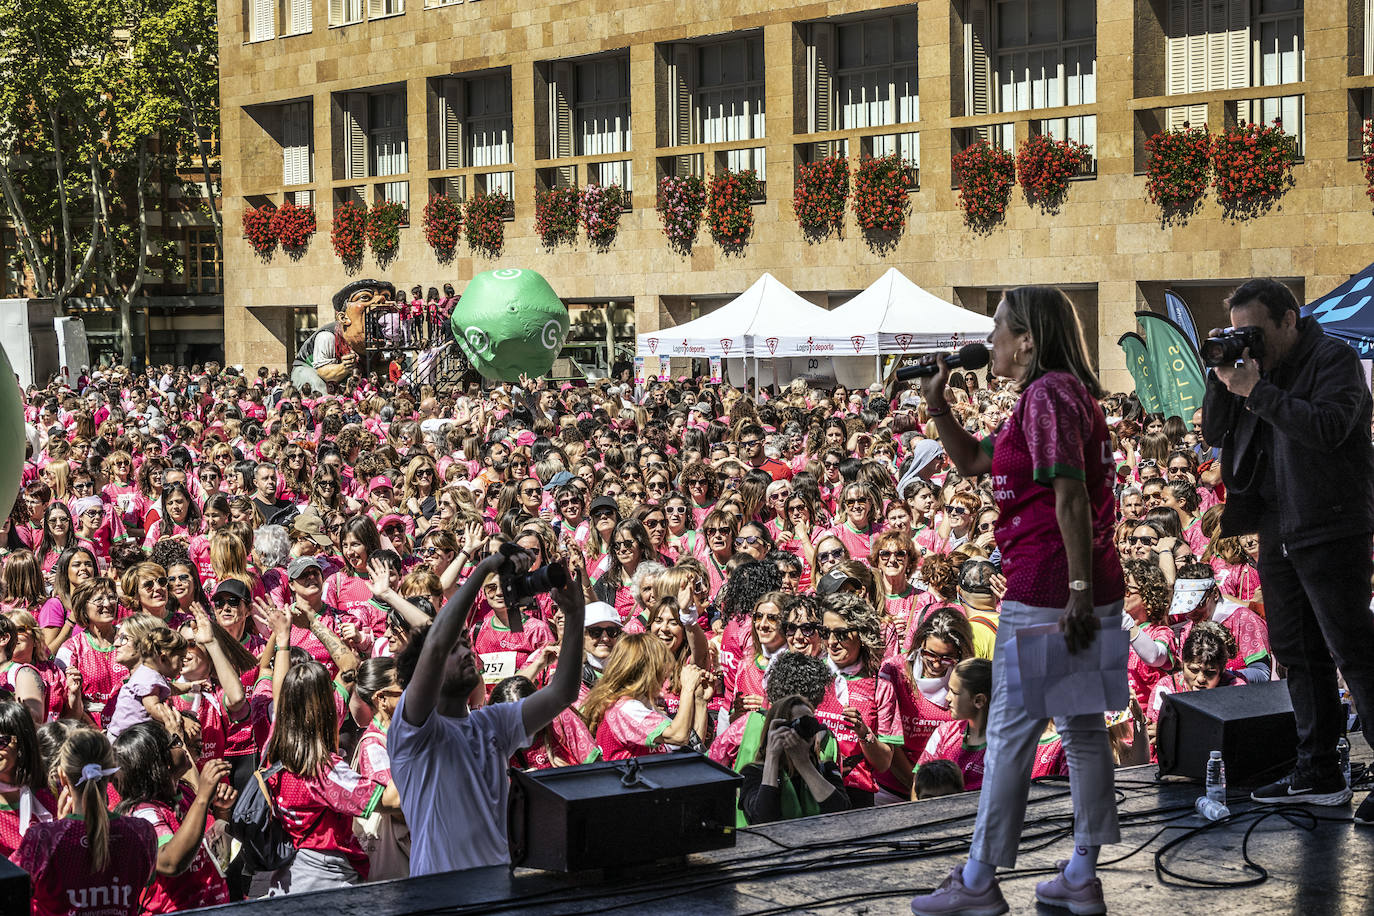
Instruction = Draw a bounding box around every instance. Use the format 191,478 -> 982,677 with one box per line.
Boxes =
521,568 -> 588,736
401,553 -> 502,728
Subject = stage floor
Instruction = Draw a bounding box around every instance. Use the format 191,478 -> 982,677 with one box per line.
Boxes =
203,761 -> 1374,916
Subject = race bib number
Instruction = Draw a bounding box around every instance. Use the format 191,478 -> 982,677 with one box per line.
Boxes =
480,651 -> 517,684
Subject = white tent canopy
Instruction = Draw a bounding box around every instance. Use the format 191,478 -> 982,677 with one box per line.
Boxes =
776,268 -> 994,357
635,273 -> 835,361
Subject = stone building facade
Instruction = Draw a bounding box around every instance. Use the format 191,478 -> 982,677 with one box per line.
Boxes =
221,0 -> 1374,389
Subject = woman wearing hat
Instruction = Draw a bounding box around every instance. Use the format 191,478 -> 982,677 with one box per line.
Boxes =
910,287 -> 1124,916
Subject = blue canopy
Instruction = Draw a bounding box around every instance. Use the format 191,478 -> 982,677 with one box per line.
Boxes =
1304,263 -> 1374,357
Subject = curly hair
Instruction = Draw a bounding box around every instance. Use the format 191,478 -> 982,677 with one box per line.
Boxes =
720,560 -> 782,624
1181,620 -> 1237,668
1122,559 -> 1170,626
820,592 -> 885,674
765,648 -> 832,707
921,553 -> 961,601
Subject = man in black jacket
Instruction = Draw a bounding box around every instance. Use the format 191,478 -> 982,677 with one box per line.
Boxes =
1204,278 -> 1374,820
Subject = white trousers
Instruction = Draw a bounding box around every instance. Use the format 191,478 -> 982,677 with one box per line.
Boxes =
968,598 -> 1123,868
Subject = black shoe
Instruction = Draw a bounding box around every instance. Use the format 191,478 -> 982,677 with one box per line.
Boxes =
1355,793 -> 1374,825
1251,770 -> 1352,806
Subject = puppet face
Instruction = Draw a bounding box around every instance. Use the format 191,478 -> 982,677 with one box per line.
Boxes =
337,286 -> 396,352
451,269 -> 569,382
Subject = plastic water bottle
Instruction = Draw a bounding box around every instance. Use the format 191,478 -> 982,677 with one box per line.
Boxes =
1195,795 -> 1230,820
1205,750 -> 1227,804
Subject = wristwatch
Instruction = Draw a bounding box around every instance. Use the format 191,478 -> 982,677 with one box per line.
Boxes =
1068,580 -> 1091,592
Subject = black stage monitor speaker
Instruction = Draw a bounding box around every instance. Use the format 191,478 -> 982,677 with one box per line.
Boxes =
1157,679 -> 1298,785
508,751 -> 742,872
0,857 -> 30,916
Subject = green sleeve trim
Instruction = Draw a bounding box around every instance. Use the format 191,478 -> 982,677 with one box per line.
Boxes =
1032,463 -> 1086,485
645,719 -> 671,747
361,783 -> 385,818
1244,649 -> 1270,665
156,834 -> 174,848
582,747 -> 603,764
979,436 -> 995,458
878,734 -> 904,747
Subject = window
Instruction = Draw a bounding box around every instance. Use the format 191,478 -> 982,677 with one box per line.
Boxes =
1163,0 -> 1302,133
185,228 -> 221,295
282,101 -> 312,188
329,0 -> 364,26
546,54 -> 631,160
697,38 -> 765,145
285,0 -> 311,33
994,0 -> 1095,111
248,0 -> 274,41
369,92 -> 408,177
466,74 -> 514,167
827,16 -> 919,130
368,0 -> 403,15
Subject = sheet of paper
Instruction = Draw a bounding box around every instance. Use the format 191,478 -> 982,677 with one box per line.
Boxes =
1011,623 -> 1129,719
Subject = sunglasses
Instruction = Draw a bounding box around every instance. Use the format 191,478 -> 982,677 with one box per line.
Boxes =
817,548 -> 845,563
845,498 -> 870,507
521,486 -> 542,496
213,595 -> 243,608
168,573 -> 192,583
0,734 -> 14,750
739,439 -> 761,448
735,535 -> 763,547
819,626 -> 858,642
416,469 -> 435,478
823,461 -> 841,469
664,506 -> 687,514
878,549 -> 908,560
72,481 -> 93,491
141,577 -> 169,590
949,507 -> 970,516
613,540 -> 638,552
644,518 -> 666,529
705,526 -> 732,536
592,509 -> 617,520
1128,535 -> 1158,545
751,611 -> 781,623
647,482 -> 668,492
586,626 -> 622,640
920,648 -> 961,666
686,479 -> 707,487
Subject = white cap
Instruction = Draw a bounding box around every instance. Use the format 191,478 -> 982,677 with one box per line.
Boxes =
583,602 -> 622,629
1169,576 -> 1216,617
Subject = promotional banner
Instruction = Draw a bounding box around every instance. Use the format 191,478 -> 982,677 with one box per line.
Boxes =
709,356 -> 722,384
1304,264 -> 1374,357
1136,311 -> 1205,426
1117,332 -> 1163,415
633,356 -> 645,383
1163,289 -> 1200,350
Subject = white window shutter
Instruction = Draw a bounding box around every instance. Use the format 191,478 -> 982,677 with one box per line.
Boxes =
439,80 -> 464,170
289,0 -> 311,33
550,63 -> 575,158
1225,0 -> 1249,89
282,102 -> 311,185
1365,0 -> 1373,75
345,93 -> 369,180
670,44 -> 696,147
966,0 -> 992,116
329,0 -> 343,25
368,0 -> 384,17
808,24 -> 835,136
250,0 -> 274,40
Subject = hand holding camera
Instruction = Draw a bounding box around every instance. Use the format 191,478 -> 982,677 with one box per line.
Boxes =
1206,326 -> 1264,398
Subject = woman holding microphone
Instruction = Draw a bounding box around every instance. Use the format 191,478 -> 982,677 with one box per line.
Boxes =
910,286 -> 1124,916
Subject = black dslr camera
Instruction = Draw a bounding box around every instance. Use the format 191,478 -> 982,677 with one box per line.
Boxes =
786,714 -> 825,742
496,542 -> 569,629
1201,326 -> 1265,368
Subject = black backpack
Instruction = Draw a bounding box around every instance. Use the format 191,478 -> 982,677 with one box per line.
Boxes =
226,762 -> 297,873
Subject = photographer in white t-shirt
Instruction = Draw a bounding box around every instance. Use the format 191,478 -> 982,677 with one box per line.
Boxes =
388,547 -> 586,876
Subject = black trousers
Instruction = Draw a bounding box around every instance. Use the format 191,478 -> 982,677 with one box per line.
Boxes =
1258,530 -> 1374,778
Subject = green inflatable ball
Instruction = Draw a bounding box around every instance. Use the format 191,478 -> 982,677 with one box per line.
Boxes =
452,268 -> 570,383
0,342 -> 23,514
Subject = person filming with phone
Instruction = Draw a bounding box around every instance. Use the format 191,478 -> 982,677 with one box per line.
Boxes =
1203,278 -> 1374,818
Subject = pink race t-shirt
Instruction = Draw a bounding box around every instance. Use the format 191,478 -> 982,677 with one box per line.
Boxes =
11,814 -> 157,916
987,372 -> 1124,608
917,718 -> 987,791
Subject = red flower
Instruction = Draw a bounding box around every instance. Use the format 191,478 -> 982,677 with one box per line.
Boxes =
330,201 -> 366,265
852,154 -> 911,233
707,169 -> 760,251
951,140 -> 1015,227
242,204 -> 277,257
793,155 -> 850,237
422,195 -> 462,258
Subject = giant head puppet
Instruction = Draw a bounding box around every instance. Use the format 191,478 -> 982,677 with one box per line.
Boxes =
332,278 -> 398,353
0,343 -> 24,514
451,268 -> 570,382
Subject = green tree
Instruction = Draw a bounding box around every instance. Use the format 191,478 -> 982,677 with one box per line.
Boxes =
0,0 -> 219,366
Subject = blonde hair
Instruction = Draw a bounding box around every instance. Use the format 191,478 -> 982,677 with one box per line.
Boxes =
210,530 -> 253,589
580,633 -> 676,735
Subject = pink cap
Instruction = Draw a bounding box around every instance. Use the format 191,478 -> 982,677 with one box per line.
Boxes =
559,382 -> 573,391
515,430 -> 536,447
377,513 -> 407,531
368,475 -> 395,492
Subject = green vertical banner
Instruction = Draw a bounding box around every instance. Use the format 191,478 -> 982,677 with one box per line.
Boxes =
1137,311 -> 1206,427
1117,332 -> 1162,414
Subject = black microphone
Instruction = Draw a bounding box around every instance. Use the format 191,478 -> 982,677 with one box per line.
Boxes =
894,343 -> 990,381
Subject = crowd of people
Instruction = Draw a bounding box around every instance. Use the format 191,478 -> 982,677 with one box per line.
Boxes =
0,279 -> 1354,916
